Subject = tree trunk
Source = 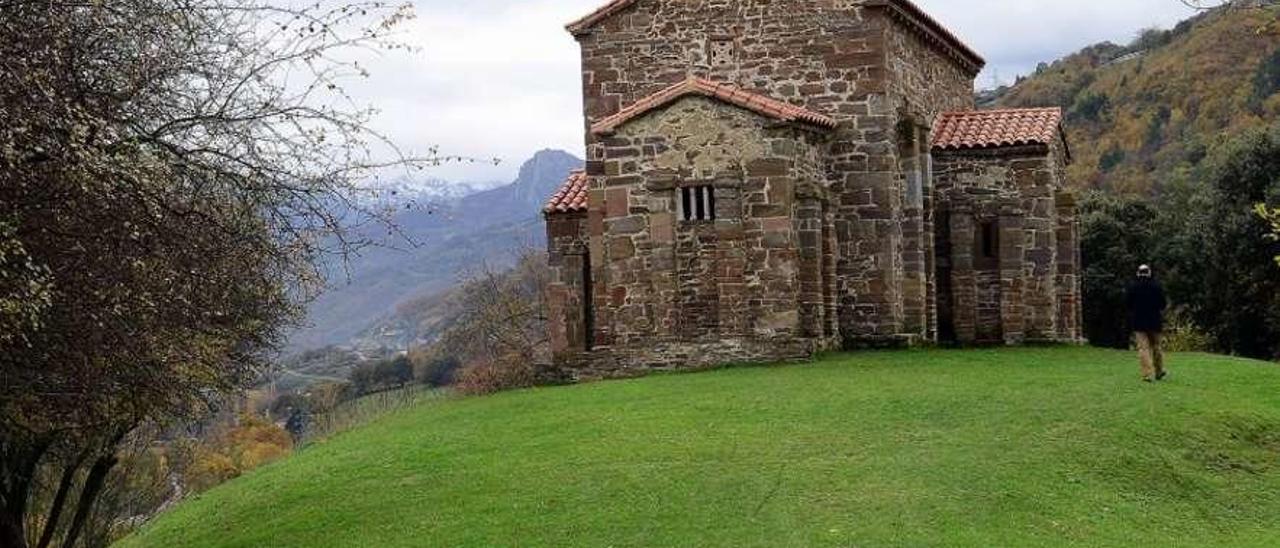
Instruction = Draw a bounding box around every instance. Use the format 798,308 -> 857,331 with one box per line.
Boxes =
58,452 -> 116,548
0,435 -> 53,548
35,455 -> 85,548
0,512 -> 27,548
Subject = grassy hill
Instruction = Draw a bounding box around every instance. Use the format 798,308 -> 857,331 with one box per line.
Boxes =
121,348 -> 1280,547
992,6 -> 1280,195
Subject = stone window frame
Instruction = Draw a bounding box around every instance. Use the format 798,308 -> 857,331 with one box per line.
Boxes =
679,184 -> 717,223
977,219 -> 1000,268
675,178 -> 744,225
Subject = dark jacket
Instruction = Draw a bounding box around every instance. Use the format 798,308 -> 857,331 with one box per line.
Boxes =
1127,277 -> 1168,333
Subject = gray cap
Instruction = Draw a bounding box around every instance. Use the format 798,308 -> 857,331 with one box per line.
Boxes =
1138,264 -> 1153,277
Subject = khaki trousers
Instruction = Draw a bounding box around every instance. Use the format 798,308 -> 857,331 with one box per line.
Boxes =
1136,331 -> 1165,380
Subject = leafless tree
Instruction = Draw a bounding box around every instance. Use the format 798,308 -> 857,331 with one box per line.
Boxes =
437,250 -> 553,394
0,1 -> 443,546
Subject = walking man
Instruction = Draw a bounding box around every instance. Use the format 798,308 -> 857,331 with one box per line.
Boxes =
1127,264 -> 1168,382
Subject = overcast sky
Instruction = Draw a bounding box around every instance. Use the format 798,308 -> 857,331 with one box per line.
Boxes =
349,0 -> 1199,183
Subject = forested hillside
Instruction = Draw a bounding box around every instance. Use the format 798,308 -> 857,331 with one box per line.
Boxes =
991,6 -> 1280,194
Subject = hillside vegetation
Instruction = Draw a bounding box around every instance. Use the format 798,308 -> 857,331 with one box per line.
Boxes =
122,348 -> 1280,547
994,7 -> 1280,194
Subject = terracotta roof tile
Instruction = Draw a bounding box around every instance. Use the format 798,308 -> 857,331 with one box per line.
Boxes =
566,0 -> 984,73
591,77 -> 837,135
932,108 -> 1064,151
544,170 -> 590,215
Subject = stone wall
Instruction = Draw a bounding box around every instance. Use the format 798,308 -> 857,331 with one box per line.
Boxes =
1050,140 -> 1084,343
870,10 -> 976,344
546,212 -> 590,361
931,141 -> 1082,345
576,0 -> 888,134
553,96 -> 839,378
574,0 -> 979,348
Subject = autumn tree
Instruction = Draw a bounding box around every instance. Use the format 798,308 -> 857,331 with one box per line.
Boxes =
0,1 -> 434,546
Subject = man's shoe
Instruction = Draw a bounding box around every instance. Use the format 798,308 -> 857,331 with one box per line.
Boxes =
1156,371 -> 1168,381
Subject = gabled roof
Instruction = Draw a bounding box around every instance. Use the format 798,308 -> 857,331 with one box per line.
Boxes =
932,108 -> 1066,152
544,170 -> 590,215
565,0 -> 634,35
565,0 -> 985,74
864,0 -> 985,75
591,77 -> 837,135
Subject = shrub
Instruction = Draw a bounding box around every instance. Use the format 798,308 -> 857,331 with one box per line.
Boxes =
417,355 -> 462,387
1250,47 -> 1280,112
1161,311 -> 1214,353
184,414 -> 293,493
306,381 -> 355,415
1098,146 -> 1126,172
268,392 -> 311,420
1071,92 -> 1110,123
454,356 -> 538,396
348,355 -> 415,396
378,356 -> 415,388
429,251 -> 553,396
1144,106 -> 1172,150
1130,27 -> 1173,52
186,452 -> 238,494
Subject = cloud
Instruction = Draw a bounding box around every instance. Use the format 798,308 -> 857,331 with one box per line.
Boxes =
348,0 -> 1198,183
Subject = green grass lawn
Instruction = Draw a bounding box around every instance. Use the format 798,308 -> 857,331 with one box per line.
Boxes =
120,347 -> 1280,547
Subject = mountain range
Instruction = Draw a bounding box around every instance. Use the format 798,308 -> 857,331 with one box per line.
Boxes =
287,149 -> 582,355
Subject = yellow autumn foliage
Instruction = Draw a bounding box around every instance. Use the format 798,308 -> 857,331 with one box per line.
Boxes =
185,414 -> 292,493
997,7 -> 1280,195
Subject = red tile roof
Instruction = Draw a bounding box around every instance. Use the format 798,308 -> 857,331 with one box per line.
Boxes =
544,170 -> 590,215
566,0 -> 985,74
932,108 -> 1065,151
591,77 -> 837,135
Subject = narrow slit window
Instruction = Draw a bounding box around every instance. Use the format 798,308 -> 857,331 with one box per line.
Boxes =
582,251 -> 594,351
681,186 -> 716,221
981,221 -> 998,259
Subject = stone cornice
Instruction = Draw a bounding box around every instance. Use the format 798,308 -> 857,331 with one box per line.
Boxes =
566,0 -> 989,80
864,0 -> 986,76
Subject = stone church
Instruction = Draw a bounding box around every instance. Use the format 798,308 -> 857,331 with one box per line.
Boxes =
543,0 -> 1083,377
